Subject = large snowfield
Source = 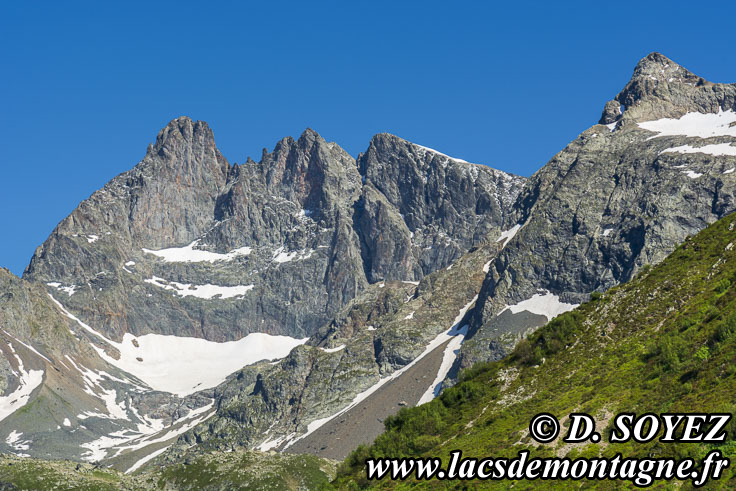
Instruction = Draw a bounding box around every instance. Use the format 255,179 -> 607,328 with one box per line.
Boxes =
50,295 -> 308,396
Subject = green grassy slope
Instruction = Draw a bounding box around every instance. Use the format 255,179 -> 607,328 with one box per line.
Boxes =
0,450 -> 336,490
335,213 -> 736,489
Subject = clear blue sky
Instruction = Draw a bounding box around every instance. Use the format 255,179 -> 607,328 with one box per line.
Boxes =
2,1 -> 735,276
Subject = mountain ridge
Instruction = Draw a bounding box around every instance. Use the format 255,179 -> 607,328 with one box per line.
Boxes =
0,114 -> 525,466
2,52 -> 736,480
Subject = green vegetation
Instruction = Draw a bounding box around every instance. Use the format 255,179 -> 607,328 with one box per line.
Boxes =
0,450 -> 337,490
335,213 -> 736,489
0,456 -> 122,490
155,451 -> 336,490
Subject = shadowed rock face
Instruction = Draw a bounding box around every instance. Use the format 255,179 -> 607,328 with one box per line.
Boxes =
23,120 -> 524,343
356,134 -> 525,282
462,52 -> 736,367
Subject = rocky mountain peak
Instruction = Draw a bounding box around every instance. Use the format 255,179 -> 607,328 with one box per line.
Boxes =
297,127 -> 321,143
138,116 -> 230,201
256,127 -> 360,210
150,116 -> 214,156
631,52 -> 692,80
464,53 -> 736,373
614,52 -> 704,108
599,52 -> 735,123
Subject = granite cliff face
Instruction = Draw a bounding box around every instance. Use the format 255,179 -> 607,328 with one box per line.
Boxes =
461,52 -> 736,366
356,134 -> 522,282
24,121 -> 522,342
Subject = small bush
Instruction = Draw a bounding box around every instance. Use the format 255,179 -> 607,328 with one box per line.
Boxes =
702,305 -> 721,323
694,346 -> 710,362
657,336 -> 685,373
714,278 -> 731,294
512,338 -> 542,366
537,311 -> 583,355
714,312 -> 736,342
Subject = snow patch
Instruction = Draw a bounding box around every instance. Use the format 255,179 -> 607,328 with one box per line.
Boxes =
126,445 -> 170,474
46,282 -> 78,296
500,291 -> 578,321
320,345 -> 346,354
63,357 -> 132,421
142,240 -> 251,263
50,295 -> 308,397
0,330 -> 51,363
272,247 -> 315,264
404,311 -> 415,320
682,170 -> 703,179
417,323 -> 469,405
661,143 -> 736,157
258,433 -> 294,452
82,401 -> 215,464
63,418 -> 71,427
51,296 -> 306,396
602,228 -> 613,237
638,109 -> 736,140
145,276 -> 254,300
6,430 -> 31,456
95,332 -> 308,397
272,247 -> 297,263
413,143 -> 469,164
496,224 -> 521,248
0,343 -> 44,423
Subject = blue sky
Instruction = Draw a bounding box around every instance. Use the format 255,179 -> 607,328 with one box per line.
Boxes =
2,1 -> 736,276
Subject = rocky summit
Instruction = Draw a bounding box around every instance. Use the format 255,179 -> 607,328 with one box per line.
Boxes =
461,52 -> 736,368
0,52 -> 735,483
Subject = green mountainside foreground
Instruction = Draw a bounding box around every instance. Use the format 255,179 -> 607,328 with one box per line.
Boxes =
0,450 -> 336,490
3,211 -> 736,489
334,212 -> 736,489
